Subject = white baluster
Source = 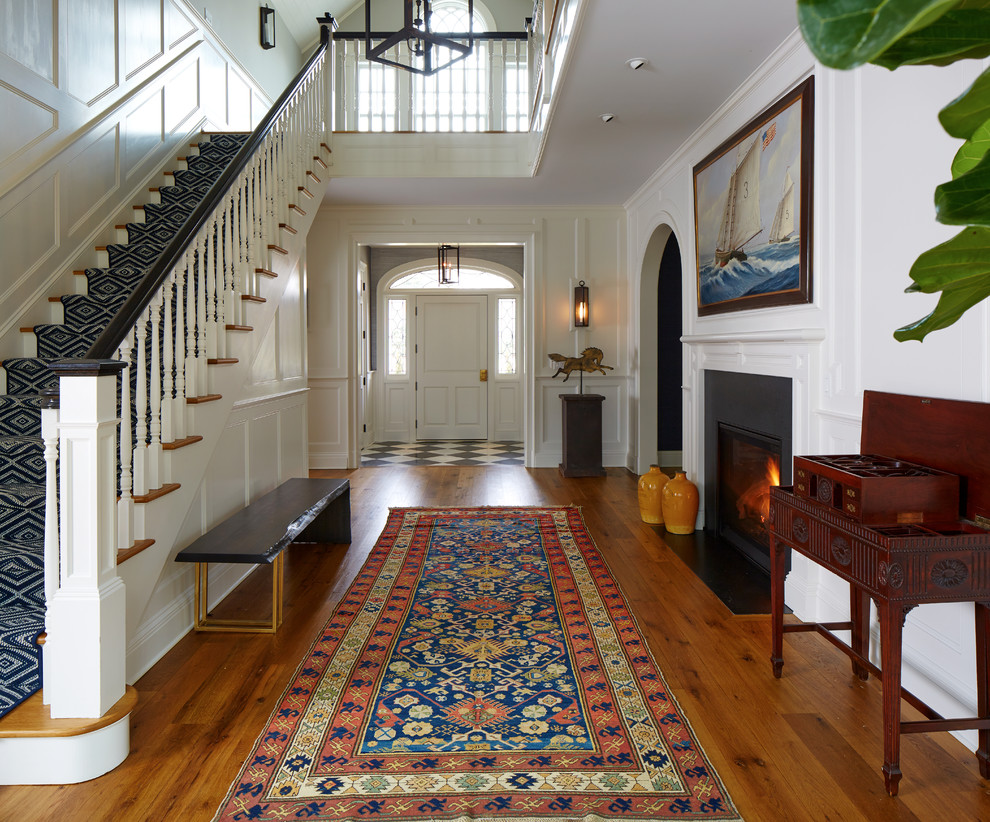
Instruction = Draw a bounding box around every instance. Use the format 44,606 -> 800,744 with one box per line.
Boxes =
116,334 -> 134,549
185,243 -> 198,401
232,183 -> 245,326
205,218 -> 218,361
132,307 -> 149,497
217,198 -> 231,360
147,290 -> 163,490
162,273 -> 175,448
174,256 -> 187,440
195,234 -> 208,396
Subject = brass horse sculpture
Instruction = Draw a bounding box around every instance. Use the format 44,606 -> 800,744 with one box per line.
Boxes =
549,347 -> 614,382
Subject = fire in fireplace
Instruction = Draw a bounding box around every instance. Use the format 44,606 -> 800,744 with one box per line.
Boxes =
703,370 -> 792,574
717,424 -> 782,561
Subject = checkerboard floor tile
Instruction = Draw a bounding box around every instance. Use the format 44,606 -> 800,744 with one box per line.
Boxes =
361,441 -> 524,466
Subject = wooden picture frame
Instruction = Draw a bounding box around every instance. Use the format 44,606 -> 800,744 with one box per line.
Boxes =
693,77 -> 814,315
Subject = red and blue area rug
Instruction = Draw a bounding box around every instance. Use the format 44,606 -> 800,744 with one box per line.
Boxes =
211,507 -> 742,821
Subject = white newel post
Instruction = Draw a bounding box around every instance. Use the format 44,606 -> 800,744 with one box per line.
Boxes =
45,360 -> 127,718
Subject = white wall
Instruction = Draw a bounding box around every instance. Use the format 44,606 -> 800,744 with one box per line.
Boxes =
0,0 -> 275,361
198,0 -> 306,99
307,205 -> 626,469
626,30 -> 988,748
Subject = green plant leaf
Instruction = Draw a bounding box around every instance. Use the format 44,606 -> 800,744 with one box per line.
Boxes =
797,0 -> 961,68
951,120 -> 990,177
904,225 -> 990,291
934,150 -> 990,223
871,7 -> 990,68
894,276 -> 990,339
896,226 -> 990,340
940,65 -> 990,138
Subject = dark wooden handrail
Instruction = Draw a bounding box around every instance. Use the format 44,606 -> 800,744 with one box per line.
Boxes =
334,31 -> 529,40
83,24 -> 332,361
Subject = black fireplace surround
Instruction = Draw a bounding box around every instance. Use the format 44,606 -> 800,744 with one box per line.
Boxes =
704,370 -> 792,572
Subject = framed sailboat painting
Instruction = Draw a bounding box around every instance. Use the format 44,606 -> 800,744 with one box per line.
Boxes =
693,77 -> 813,315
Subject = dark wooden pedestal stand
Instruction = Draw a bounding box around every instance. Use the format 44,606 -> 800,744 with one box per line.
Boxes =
559,393 -> 606,477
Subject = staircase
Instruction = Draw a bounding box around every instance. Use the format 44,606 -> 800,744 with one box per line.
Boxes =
0,134 -> 251,721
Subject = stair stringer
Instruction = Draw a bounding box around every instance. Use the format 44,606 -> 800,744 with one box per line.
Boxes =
113,172 -> 329,683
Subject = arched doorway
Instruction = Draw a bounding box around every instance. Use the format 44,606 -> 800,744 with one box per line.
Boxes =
365,258 -> 524,450
637,224 -> 683,473
657,236 -> 683,467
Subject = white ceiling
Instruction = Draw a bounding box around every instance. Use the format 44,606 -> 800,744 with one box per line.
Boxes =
276,0 -> 800,208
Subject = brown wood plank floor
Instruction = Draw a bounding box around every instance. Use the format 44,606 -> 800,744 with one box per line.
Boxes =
2,466 -> 988,820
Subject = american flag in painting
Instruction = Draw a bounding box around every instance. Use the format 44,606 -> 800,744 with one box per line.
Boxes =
762,121 -> 776,150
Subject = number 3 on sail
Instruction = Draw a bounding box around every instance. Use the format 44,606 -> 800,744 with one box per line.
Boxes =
714,137 -> 762,268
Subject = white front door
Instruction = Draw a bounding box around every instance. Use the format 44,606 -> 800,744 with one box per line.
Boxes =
416,295 -> 488,440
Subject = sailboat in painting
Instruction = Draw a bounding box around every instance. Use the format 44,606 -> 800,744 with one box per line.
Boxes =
714,137 -> 762,267
769,168 -> 795,244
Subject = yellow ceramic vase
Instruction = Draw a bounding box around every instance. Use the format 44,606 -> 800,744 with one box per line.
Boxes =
637,465 -> 669,524
662,472 -> 699,534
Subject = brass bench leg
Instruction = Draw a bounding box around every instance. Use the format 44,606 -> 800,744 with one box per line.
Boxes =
191,555 -> 284,633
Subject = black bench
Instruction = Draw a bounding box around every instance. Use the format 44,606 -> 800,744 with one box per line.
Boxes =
175,478 -> 350,633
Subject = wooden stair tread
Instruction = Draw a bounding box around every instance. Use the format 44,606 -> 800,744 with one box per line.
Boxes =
118,539 -> 155,563
207,357 -> 238,365
163,435 -> 204,450
279,223 -> 298,235
0,686 -> 137,739
289,204 -> 306,215
133,483 -> 180,504
226,324 -> 253,331
268,244 -> 288,255
241,295 -> 266,303
186,394 -> 222,405
255,267 -> 278,278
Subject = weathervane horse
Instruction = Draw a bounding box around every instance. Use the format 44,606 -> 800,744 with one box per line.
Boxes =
549,347 -> 613,384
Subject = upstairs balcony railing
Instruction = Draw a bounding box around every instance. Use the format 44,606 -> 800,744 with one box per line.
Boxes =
333,32 -> 530,133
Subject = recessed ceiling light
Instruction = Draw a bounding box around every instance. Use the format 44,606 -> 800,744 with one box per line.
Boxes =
625,58 -> 647,70
600,113 -> 614,123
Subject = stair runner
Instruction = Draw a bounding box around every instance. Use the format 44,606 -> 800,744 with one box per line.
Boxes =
0,133 -> 248,720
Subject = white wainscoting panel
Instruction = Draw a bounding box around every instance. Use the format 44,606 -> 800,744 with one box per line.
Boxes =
249,412 -> 281,501
308,377 -> 350,468
493,382 -> 521,440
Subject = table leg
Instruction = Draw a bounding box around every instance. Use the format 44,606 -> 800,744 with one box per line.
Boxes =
770,532 -> 786,678
976,602 -> 990,778
879,601 -> 904,796
850,584 -> 871,681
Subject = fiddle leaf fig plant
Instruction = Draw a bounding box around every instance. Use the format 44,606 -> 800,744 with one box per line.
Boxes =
796,0 -> 990,340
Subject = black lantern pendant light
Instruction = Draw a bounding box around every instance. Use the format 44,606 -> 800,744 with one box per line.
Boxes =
366,0 -> 474,75
439,244 -> 460,284
574,280 -> 590,327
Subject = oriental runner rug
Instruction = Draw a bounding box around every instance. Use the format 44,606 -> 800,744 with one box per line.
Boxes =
211,507 -> 742,822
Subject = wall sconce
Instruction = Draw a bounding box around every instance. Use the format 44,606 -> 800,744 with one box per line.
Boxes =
260,4 -> 276,50
574,280 -> 590,327
438,244 -> 459,284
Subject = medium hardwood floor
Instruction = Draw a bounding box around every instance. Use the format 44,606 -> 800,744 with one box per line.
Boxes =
2,466 -> 989,820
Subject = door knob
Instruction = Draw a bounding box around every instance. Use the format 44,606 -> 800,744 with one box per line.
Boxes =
480,369 -> 488,382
